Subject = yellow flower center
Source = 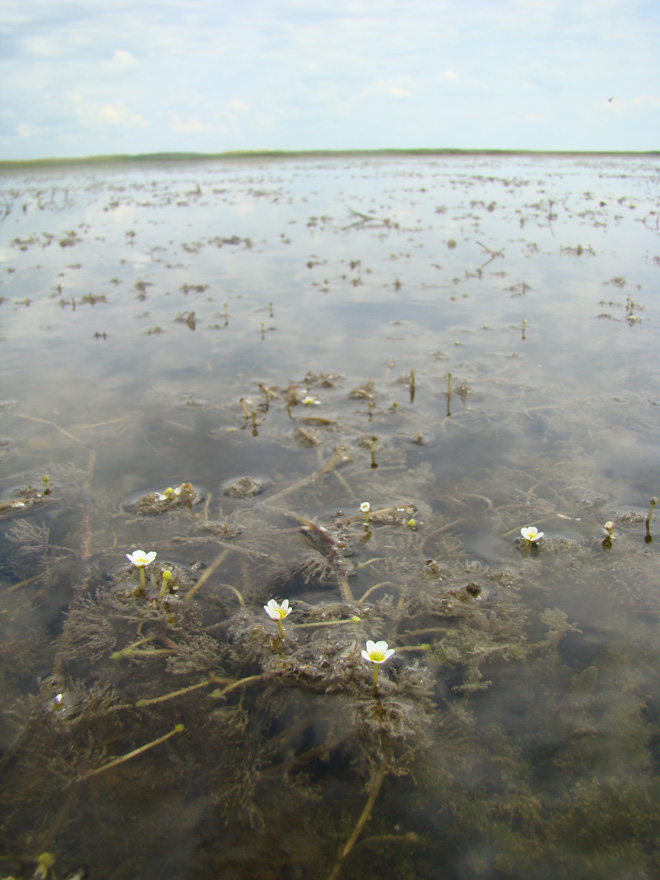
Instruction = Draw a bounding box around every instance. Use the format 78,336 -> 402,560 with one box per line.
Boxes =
370,651 -> 385,662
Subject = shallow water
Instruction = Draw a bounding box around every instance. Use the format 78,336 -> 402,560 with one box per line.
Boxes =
0,154 -> 659,880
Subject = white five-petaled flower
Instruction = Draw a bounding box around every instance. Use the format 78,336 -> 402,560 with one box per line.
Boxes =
126,549 -> 157,567
302,396 -> 321,406
361,639 -> 395,665
264,598 -> 292,621
360,502 -> 371,514
520,526 -> 544,543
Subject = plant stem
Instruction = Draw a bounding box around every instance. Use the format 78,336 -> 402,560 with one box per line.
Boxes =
210,674 -> 264,699
295,618 -> 360,629
184,547 -> 230,601
336,569 -> 354,603
82,724 -> 184,779
327,763 -> 387,879
136,679 -> 211,707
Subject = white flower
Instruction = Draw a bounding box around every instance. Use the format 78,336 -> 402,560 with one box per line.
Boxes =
302,396 -> 321,406
361,639 -> 395,664
520,526 -> 544,543
126,549 -> 157,567
264,598 -> 292,621
360,502 -> 371,513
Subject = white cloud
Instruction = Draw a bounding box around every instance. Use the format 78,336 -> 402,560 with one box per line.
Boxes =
97,104 -> 147,126
228,99 -> 249,114
633,95 -> 660,109
17,122 -> 40,137
170,99 -> 249,134
107,49 -> 139,71
363,78 -> 414,100
21,34 -> 68,58
75,96 -> 147,128
171,114 -> 213,134
387,84 -> 412,99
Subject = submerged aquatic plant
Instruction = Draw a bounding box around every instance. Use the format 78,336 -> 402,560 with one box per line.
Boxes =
602,520 -> 616,550
520,526 -> 544,544
264,598 -> 292,639
362,639 -> 395,689
126,549 -> 157,592
158,569 -> 172,602
646,496 -> 657,544
360,501 -> 371,525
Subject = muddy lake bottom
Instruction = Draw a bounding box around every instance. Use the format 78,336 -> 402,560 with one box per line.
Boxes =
0,153 -> 659,879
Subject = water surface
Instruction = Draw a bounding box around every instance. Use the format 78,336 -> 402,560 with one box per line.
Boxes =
1,154 -> 659,880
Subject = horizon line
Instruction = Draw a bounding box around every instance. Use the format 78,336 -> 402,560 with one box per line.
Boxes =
1,147 -> 659,170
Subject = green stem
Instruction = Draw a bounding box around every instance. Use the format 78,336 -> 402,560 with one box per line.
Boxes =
328,762 -> 387,880
158,570 -> 172,602
138,567 -> 146,592
337,570 -> 354,603
372,664 -> 379,690
136,679 -> 211,707
277,618 -> 286,639
82,724 -> 184,779
210,674 -> 264,699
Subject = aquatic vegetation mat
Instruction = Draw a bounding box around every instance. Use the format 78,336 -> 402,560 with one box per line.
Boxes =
0,154 -> 659,880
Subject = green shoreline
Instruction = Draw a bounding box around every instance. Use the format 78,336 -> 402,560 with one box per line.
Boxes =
1,147 -> 658,170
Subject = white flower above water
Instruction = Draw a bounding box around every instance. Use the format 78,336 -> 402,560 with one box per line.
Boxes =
520,526 -> 544,544
360,502 -> 371,514
302,396 -> 321,406
264,598 -> 292,639
264,598 -> 292,621
361,639 -> 395,665
126,550 -> 157,567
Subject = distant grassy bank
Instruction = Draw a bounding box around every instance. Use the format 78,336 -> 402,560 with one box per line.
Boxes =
1,147 -> 658,170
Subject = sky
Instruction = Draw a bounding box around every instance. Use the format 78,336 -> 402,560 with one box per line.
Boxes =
1,0 -> 659,160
